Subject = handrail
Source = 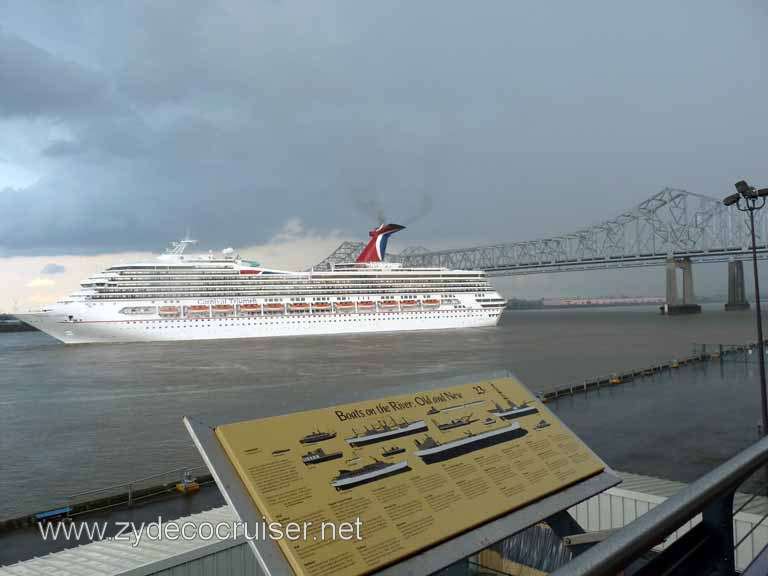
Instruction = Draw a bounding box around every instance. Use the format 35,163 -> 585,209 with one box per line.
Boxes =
551,435 -> 768,576
67,465 -> 207,500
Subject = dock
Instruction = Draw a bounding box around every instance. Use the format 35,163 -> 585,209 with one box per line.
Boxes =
539,340 -> 761,402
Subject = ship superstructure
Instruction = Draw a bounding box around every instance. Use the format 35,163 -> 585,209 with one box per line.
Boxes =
17,224 -> 506,344
487,382 -> 539,420
330,459 -> 410,490
413,423 -> 526,464
345,417 -> 428,447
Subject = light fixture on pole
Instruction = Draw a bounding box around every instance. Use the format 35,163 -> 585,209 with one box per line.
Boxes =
723,180 -> 768,436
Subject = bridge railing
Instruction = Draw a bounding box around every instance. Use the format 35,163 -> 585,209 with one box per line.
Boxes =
550,436 -> 768,576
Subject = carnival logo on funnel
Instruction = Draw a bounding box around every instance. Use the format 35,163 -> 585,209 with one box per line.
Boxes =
355,224 -> 406,263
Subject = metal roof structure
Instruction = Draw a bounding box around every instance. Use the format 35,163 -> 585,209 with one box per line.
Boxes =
0,506 -> 256,576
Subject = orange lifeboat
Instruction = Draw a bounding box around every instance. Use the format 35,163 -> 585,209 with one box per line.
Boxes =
187,305 -> 209,315
423,299 -> 441,307
159,306 -> 180,316
264,303 -> 284,313
212,305 -> 234,313
313,302 -> 331,312
289,303 -> 310,311
400,300 -> 418,307
379,300 -> 398,309
357,301 -> 375,309
240,304 -> 261,313
335,302 -> 355,312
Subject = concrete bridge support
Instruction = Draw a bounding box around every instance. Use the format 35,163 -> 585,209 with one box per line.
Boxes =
725,260 -> 750,310
662,257 -> 701,315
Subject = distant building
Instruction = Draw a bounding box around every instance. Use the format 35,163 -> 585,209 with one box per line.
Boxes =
542,297 -> 665,307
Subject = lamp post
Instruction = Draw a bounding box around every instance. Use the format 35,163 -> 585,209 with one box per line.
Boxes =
724,180 -> 768,437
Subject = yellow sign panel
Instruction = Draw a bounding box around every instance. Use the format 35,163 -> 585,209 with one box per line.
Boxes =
215,377 -> 603,576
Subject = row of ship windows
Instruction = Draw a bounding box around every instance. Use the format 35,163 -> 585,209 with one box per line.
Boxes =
87,290 -> 485,299
120,306 -> 465,318
85,282 -> 488,290
118,294 -> 458,305
88,289 -> 488,298
99,273 -> 486,284
118,312 -> 496,326
102,277 -> 487,285
106,270 -> 485,277
72,295 -> 465,305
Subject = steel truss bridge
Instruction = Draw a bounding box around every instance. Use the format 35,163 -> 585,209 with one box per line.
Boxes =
317,188 -> 768,276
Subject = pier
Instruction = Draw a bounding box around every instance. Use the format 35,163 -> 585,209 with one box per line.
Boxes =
538,339 -> 765,402
0,466 -> 212,534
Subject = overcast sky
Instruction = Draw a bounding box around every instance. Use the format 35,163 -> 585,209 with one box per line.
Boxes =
1,1 -> 767,308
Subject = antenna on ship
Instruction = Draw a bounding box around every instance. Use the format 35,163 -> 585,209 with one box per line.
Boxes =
167,229 -> 198,255
490,382 -> 511,403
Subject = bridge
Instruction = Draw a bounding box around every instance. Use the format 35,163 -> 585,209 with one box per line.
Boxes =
317,188 -> 768,313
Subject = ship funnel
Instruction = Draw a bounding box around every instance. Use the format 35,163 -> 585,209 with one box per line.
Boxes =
355,223 -> 405,263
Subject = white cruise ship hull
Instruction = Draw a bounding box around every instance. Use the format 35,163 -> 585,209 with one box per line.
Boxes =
16,307 -> 503,344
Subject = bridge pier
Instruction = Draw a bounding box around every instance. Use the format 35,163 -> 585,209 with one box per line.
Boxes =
725,260 -> 750,311
662,257 -> 701,315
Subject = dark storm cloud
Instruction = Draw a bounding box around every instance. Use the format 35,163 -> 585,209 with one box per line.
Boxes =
0,28 -> 110,119
0,2 -> 766,256
40,263 -> 66,274
42,139 -> 86,158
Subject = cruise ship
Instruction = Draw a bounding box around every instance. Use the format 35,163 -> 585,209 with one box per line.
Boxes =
16,224 -> 506,344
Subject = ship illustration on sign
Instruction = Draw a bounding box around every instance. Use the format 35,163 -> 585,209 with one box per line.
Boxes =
301,448 -> 343,465
345,416 -> 428,447
426,399 -> 485,415
534,420 -> 551,430
413,423 -> 527,464
271,448 -> 290,456
330,459 -> 410,490
299,429 -> 336,444
434,414 -> 478,431
487,382 -> 538,419
381,446 -> 406,457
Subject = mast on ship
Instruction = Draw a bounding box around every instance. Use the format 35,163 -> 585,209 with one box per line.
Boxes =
167,234 -> 198,255
491,382 -> 517,409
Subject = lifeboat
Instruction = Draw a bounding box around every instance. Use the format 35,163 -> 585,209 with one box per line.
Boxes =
159,306 -> 180,316
289,303 -> 310,312
313,302 -> 331,312
423,299 -> 441,307
357,301 -> 375,309
335,302 -> 355,312
212,305 -> 234,313
239,304 -> 262,313
264,303 -> 284,313
379,301 -> 398,308
187,305 -> 210,315
400,300 -> 418,307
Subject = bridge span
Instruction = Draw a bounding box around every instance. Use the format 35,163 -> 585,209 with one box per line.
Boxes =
317,188 -> 768,313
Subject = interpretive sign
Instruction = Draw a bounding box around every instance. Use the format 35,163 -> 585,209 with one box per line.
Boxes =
211,377 -> 604,576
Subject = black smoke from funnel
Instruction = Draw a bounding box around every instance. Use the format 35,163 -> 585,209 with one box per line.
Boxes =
404,191 -> 433,225
350,191 -> 433,227
350,193 -> 387,225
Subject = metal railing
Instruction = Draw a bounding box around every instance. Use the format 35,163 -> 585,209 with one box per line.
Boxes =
67,465 -> 208,513
551,435 -> 768,576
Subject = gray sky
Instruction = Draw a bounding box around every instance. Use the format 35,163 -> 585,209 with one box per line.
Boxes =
1,1 -> 767,305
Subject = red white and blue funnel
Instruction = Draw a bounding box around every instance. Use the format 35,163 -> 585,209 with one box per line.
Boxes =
355,223 -> 406,263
